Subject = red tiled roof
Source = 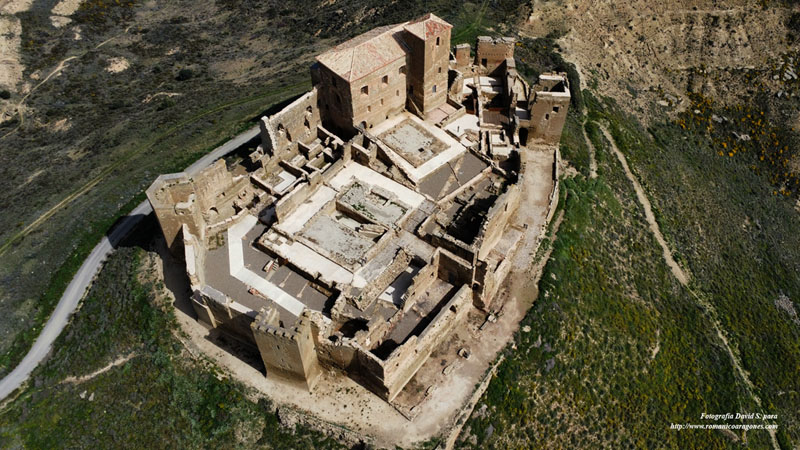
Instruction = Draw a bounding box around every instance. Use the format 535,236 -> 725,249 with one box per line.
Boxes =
316,24 -> 408,82
316,13 -> 452,82
403,13 -> 452,40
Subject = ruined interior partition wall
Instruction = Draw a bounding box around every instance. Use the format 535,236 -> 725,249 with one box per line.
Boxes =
436,248 -> 473,287
401,260 -> 439,310
448,70 -> 465,100
272,153 -> 346,223
273,180 -> 318,223
379,284 -> 472,401
260,89 -> 322,157
476,183 -> 521,260
428,230 -> 476,264
355,250 -> 414,304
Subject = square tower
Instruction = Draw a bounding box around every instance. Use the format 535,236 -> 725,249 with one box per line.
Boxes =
403,14 -> 452,119
476,36 -> 516,76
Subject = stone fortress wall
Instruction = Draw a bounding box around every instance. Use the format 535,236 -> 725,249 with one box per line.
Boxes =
476,36 -> 516,75
147,12 -> 568,408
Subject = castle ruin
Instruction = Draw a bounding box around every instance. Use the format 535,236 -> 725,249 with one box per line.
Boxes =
147,13 -> 568,405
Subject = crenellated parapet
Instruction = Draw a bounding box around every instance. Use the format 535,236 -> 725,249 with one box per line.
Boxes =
251,307 -> 323,391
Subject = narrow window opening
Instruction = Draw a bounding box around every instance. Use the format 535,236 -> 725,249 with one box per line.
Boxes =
382,75 -> 388,85
361,85 -> 369,96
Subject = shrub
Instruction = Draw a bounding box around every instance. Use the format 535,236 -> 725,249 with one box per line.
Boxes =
176,68 -> 193,81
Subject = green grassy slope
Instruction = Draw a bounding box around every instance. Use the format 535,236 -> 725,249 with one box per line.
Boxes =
0,242 -> 346,448
593,92 -> 800,447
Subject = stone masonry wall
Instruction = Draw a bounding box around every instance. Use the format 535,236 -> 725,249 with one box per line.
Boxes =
197,286 -> 259,345
251,308 -> 322,391
261,89 -> 322,159
454,43 -> 471,69
476,183 -> 521,260
381,284 -> 471,401
405,27 -> 450,117
436,248 -> 473,286
401,257 -> 438,310
146,173 -> 206,254
529,73 -> 570,145
476,36 -> 515,76
316,64 -> 355,133
349,58 -> 408,130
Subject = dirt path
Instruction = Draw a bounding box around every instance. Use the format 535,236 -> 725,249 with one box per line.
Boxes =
599,125 -> 688,285
598,123 -> 779,449
686,287 -> 779,449
60,352 -> 136,384
582,120 -> 598,179
1,30 -> 123,140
